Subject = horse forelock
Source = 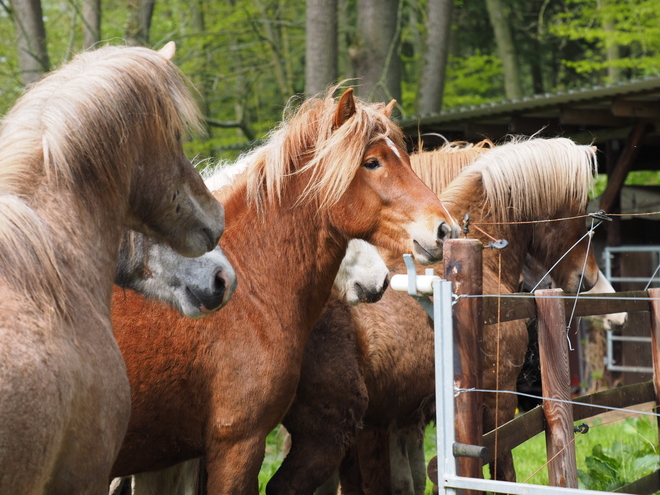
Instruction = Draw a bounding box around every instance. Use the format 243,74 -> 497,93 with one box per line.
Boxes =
0,45 -> 202,202
446,137 -> 596,222
227,89 -> 403,212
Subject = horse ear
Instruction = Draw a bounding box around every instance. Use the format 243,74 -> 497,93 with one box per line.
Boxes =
383,99 -> 396,118
334,88 -> 356,130
158,42 -> 176,60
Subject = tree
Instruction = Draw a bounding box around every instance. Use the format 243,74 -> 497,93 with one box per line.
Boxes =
305,0 -> 337,96
125,0 -> 155,46
417,0 -> 454,113
485,0 -> 523,99
352,0 -> 402,104
82,0 -> 101,49
10,0 -> 49,86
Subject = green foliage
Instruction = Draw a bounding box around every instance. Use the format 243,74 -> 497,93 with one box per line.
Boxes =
443,53 -> 504,108
550,0 -> 660,81
578,417 -> 660,491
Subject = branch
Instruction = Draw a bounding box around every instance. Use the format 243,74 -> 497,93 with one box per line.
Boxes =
205,118 -> 256,141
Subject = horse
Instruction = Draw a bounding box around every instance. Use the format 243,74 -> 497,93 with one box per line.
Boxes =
108,236 -> 389,495
108,87 -> 459,494
0,42 -> 224,494
263,137 -> 601,495
115,230 -> 237,318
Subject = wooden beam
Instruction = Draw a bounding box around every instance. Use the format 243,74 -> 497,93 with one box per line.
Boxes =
444,239 -> 484,489
482,381 -> 655,464
615,469 -> 660,494
599,122 -> 649,213
509,117 -> 563,136
613,99 -> 660,119
482,290 -> 649,326
560,108 -> 628,127
536,288 -> 578,488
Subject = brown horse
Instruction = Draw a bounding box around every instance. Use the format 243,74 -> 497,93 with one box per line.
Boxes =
266,137 -> 600,494
109,88 -> 459,494
0,43 -> 224,494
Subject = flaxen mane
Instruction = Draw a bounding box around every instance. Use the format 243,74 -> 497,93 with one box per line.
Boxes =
211,87 -> 404,211
0,45 -> 202,317
410,139 -> 492,195
442,137 -> 597,222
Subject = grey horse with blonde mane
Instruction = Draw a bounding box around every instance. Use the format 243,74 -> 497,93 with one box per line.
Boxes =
0,43 -> 224,494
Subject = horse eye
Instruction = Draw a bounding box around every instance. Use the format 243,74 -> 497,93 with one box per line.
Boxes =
363,159 -> 381,170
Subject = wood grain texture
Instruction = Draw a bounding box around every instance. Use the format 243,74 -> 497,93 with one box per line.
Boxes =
444,239 -> 484,489
536,288 -> 578,488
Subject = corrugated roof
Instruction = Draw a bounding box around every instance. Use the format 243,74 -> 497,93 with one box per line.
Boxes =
398,74 -> 660,130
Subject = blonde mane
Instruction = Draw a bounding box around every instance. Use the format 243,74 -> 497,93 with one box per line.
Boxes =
442,137 -> 597,222
208,88 -> 404,211
0,45 -> 203,317
0,45 -> 203,201
410,140 -> 492,196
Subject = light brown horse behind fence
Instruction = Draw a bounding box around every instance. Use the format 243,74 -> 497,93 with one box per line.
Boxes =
109,88 -> 459,494
0,43 -> 224,494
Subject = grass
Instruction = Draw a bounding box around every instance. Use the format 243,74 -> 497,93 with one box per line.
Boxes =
258,411 -> 659,494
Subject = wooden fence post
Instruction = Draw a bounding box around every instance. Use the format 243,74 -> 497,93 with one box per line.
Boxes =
535,288 -> 578,488
444,239 -> 484,492
647,288 -> 660,442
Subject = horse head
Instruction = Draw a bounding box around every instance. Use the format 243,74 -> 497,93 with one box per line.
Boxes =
324,89 -> 459,263
115,229 -> 236,318
333,239 -> 389,305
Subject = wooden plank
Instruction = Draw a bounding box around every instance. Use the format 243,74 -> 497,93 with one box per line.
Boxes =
600,122 -> 649,213
482,381 -> 655,464
647,288 -> 660,444
559,108 -> 628,127
536,288 -> 577,488
612,99 -> 660,119
615,469 -> 660,495
482,291 -> 649,326
444,239 -> 484,492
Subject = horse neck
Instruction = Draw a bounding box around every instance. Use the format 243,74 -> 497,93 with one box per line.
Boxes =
34,180 -> 127,319
221,183 -> 347,342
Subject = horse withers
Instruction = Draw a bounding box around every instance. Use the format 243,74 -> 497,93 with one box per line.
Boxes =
0,43 -> 223,494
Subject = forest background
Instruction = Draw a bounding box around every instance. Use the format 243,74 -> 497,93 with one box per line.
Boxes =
2,0 -> 660,160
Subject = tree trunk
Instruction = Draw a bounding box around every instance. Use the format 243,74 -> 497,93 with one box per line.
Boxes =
484,0 -> 522,100
602,0 -> 621,83
11,0 -> 49,86
82,0 -> 101,49
305,0 -> 337,96
352,0 -> 402,105
417,0 -> 454,114
125,0 -> 155,46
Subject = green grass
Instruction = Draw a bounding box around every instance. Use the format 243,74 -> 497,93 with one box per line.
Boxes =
258,414 -> 660,494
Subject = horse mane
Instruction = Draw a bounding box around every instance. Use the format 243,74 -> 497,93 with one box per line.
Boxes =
442,137 -> 597,222
207,87 -> 404,211
0,45 -> 202,318
410,139 -> 492,196
0,44 -> 203,202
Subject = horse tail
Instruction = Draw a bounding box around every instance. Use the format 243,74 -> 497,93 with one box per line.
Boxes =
0,194 -> 67,318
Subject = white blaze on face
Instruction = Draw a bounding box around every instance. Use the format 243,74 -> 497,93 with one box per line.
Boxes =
385,137 -> 402,160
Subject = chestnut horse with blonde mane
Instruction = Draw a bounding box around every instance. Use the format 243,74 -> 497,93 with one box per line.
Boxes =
263,137 -> 600,495
0,43 -> 224,494
109,88 -> 458,494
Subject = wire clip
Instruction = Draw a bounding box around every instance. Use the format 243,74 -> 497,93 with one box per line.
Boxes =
574,423 -> 589,435
590,210 -> 612,222
488,239 -> 509,250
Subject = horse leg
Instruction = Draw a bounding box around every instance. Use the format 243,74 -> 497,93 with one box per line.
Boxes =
388,430 -> 415,495
128,460 -> 200,495
204,436 -> 265,495
337,443 -> 363,495
404,430 -> 427,495
355,430 -> 392,495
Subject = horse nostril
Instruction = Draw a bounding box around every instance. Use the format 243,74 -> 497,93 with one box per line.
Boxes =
437,221 -> 450,242
214,271 -> 226,297
203,227 -> 217,251
382,275 -> 390,293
